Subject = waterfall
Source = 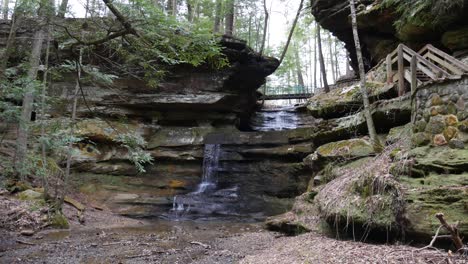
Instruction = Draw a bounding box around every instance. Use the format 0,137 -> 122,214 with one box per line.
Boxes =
194,144 -> 220,194
171,144 -> 223,215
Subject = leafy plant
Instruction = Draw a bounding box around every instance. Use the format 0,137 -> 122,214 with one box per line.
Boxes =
114,133 -> 153,173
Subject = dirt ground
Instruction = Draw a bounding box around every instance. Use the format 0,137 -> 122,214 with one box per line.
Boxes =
1,192 -> 467,264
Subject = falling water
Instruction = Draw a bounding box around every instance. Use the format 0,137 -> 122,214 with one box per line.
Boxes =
194,144 -> 220,194
169,143 -> 239,220
250,107 -> 299,131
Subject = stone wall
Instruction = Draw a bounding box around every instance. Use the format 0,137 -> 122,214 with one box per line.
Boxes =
412,77 -> 468,149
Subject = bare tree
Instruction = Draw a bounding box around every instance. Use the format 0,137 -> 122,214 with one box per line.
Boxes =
224,0 -> 235,35
58,0 -> 68,18
294,44 -> 305,89
316,23 -> 329,93
15,29 -> 45,177
328,33 -> 336,83
213,0 -> 222,33
349,0 -> 382,151
0,0 -> 21,76
2,0 -> 8,19
259,0 -> 268,55
278,0 -> 304,65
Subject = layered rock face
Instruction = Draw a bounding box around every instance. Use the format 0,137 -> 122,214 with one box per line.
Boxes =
47,38 -> 324,219
312,0 -> 468,70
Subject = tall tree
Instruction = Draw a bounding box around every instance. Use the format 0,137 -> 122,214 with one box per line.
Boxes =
58,0 -> 68,18
186,0 -> 193,22
224,0 -> 235,35
2,0 -> 8,19
316,22 -> 329,92
15,14 -> 46,177
213,0 -> 222,33
349,0 -> 382,151
313,24 -> 317,92
259,0 -> 268,55
278,0 -> 304,65
294,44 -> 305,89
328,33 -> 336,83
0,0 -> 20,76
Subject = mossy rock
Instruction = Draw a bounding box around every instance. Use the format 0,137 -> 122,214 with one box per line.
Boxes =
18,189 -> 43,201
412,132 -> 431,147
316,138 -> 375,160
387,123 -> 411,144
404,177 -> 468,240
410,146 -> 468,173
265,212 -> 310,236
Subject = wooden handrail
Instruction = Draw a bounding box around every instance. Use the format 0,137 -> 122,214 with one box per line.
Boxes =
419,44 -> 468,73
386,43 -> 468,95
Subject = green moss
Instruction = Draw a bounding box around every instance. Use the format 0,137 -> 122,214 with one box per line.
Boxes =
317,138 -> 374,158
306,191 -> 318,202
49,213 -> 70,229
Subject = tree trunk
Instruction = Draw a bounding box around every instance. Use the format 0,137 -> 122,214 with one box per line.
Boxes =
186,0 -> 193,22
58,0 -> 68,18
213,0 -> 222,33
0,7 -> 21,76
313,24 -> 317,93
328,33 -> 336,83
40,24 -> 52,199
345,51 -> 352,76
278,0 -> 304,65
2,0 -> 8,19
294,44 -> 305,90
259,0 -> 268,55
334,40 -> 340,79
15,29 -> 45,177
349,0 -> 382,151
224,0 -> 234,36
316,23 -> 329,93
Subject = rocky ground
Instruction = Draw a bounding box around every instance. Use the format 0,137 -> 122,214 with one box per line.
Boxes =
1,193 -> 467,264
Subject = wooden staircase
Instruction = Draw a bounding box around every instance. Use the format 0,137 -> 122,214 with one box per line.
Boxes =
385,44 -> 468,96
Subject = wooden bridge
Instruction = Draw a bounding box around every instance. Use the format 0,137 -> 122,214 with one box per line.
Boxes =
386,44 -> 468,95
260,93 -> 314,100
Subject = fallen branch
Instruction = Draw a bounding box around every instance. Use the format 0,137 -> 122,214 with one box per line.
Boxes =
16,239 -> 35,246
417,225 -> 444,252
190,241 -> 210,249
435,213 -> 466,254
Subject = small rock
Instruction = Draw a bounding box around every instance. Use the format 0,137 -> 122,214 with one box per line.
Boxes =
433,134 -> 448,146
430,94 -> 443,106
20,229 -> 35,236
443,126 -> 459,141
425,115 -> 446,134
445,114 -> 458,126
90,243 -> 98,247
456,97 -> 465,111
412,132 -> 431,146
449,139 -> 465,149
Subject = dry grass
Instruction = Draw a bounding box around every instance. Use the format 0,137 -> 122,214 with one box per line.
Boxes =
315,138 -> 411,240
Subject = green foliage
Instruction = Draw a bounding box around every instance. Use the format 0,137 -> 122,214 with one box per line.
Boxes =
381,0 -> 465,29
114,133 -> 153,173
55,0 -> 229,87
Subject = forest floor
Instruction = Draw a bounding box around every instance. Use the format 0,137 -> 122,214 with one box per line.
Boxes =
1,191 -> 467,264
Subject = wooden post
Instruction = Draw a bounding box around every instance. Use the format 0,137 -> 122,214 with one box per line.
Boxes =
386,54 -> 392,84
397,44 -> 405,96
410,56 -> 417,95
